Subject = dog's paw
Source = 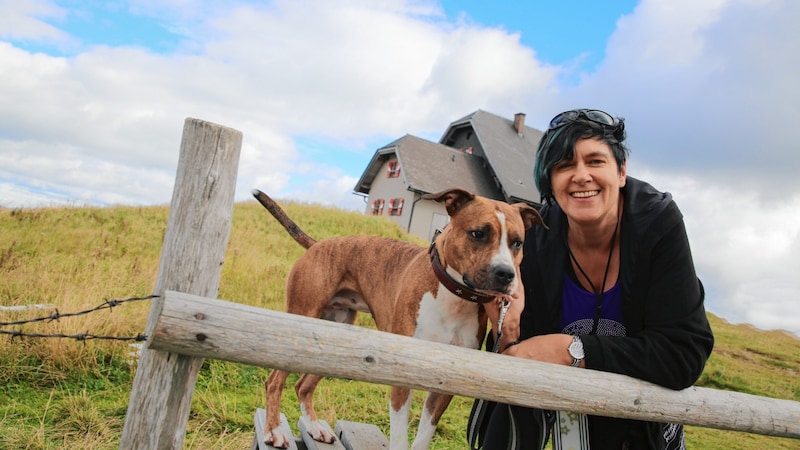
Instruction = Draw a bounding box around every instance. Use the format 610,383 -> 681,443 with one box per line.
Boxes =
264,429 -> 291,449
305,420 -> 336,443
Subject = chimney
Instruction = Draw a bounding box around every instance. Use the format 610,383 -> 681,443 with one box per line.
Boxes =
513,112 -> 526,136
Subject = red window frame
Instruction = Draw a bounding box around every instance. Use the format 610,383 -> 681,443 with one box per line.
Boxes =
371,199 -> 385,215
387,161 -> 401,178
388,198 -> 404,216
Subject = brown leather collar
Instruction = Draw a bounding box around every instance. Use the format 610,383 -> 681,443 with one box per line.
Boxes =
428,237 -> 496,304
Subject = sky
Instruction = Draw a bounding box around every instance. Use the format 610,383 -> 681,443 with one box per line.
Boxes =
1,0 -> 799,337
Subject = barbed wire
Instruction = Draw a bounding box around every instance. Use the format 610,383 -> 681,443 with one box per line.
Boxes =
0,329 -> 148,342
0,294 -> 157,342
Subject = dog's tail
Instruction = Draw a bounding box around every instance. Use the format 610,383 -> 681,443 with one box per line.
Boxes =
252,189 -> 316,249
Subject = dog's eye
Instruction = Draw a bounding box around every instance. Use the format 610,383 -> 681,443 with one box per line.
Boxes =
470,230 -> 485,240
512,239 -> 523,250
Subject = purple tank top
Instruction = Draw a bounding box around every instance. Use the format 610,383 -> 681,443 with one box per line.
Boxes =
560,274 -> 626,336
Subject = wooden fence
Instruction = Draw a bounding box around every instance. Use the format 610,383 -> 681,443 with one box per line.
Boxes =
119,118 -> 800,449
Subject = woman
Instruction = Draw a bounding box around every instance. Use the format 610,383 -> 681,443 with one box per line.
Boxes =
478,109 -> 715,449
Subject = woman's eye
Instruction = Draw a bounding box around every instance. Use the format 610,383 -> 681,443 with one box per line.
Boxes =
555,161 -> 573,170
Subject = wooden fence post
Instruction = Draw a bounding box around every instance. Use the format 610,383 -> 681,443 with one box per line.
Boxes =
119,118 -> 242,449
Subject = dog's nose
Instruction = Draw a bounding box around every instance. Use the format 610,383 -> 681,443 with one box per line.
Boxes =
493,265 -> 516,285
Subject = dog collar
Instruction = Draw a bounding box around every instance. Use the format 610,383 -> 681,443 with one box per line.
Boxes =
428,243 -> 496,304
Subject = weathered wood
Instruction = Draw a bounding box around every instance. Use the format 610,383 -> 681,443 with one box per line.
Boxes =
335,421 -> 389,450
253,409 -> 302,450
119,119 -> 242,449
252,409 -> 387,450
150,291 -> 800,440
298,417 -> 346,450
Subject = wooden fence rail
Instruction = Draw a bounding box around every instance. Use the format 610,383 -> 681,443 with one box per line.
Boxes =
150,290 -> 800,440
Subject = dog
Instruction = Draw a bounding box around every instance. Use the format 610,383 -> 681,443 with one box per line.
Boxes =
252,187 -> 544,449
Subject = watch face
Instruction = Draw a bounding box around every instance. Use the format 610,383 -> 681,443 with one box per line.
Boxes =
569,338 -> 585,359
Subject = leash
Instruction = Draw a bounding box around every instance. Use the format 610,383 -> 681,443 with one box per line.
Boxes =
492,298 -> 511,353
467,297 -> 514,450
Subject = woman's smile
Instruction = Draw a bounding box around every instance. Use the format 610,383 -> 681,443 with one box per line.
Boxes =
571,190 -> 599,198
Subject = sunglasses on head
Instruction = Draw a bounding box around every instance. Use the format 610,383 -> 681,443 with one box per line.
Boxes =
548,109 -> 617,130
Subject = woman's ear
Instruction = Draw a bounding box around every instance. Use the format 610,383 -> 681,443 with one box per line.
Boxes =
619,161 -> 627,187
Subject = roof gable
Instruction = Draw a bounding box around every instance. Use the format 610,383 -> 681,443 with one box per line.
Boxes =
440,110 -> 543,204
354,134 -> 504,200
355,110 -> 544,206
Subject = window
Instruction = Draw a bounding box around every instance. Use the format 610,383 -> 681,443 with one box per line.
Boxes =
387,161 -> 401,178
388,198 -> 404,216
371,199 -> 385,215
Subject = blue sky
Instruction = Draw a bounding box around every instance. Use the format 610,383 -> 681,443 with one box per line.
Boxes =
440,1 -> 639,71
1,0 -> 800,337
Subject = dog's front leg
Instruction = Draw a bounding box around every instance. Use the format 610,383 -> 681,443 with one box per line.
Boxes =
411,391 -> 453,450
389,386 -> 412,450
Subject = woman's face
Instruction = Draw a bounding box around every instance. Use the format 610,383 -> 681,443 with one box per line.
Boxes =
551,137 -> 627,227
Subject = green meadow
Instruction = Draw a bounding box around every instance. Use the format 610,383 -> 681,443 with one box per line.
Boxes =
0,201 -> 798,449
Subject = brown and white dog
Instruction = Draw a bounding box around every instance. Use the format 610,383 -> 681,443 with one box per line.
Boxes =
252,187 -> 544,450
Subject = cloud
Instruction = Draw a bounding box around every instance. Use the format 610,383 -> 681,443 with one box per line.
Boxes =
0,0 -> 70,43
0,0 -> 558,208
639,169 -> 800,334
570,0 -> 800,191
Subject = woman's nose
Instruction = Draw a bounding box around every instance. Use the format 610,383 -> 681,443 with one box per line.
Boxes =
573,163 -> 591,184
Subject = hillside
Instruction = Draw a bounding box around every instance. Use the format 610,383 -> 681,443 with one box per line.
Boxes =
0,201 -> 798,449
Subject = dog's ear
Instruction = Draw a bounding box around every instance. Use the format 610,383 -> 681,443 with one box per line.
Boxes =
423,188 -> 475,215
513,203 -> 549,230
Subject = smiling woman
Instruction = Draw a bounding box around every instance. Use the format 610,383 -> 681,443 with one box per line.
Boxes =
474,108 -> 715,450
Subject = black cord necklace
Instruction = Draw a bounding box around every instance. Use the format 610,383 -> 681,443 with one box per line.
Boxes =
566,217 -> 620,335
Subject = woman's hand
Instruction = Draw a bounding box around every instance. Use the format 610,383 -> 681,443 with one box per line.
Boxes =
503,333 -> 580,367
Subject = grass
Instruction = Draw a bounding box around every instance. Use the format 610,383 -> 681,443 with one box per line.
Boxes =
0,200 -> 798,449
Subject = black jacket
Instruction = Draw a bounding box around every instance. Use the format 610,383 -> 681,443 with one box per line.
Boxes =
516,176 -> 715,448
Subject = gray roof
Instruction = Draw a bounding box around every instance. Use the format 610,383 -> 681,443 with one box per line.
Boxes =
354,134 -> 504,200
441,110 -> 543,204
354,110 -> 544,206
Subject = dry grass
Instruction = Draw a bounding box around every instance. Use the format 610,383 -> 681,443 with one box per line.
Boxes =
0,201 -> 798,449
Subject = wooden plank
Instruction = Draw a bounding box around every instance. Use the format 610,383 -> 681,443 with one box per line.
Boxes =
297,417 -> 345,450
254,408 -> 301,450
335,420 -> 389,450
149,291 -> 800,439
119,118 -> 243,449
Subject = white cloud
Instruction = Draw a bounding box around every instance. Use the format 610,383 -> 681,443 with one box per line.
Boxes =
1,0 -> 557,208
572,0 -> 800,188
637,169 -> 800,335
0,0 -> 70,43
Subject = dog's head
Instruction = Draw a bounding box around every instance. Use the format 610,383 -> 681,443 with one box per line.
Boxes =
423,187 -> 546,297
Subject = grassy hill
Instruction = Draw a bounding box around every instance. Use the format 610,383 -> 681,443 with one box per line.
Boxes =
0,201 -> 798,449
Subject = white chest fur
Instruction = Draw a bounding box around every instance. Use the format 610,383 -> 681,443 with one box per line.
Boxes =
413,291 -> 481,349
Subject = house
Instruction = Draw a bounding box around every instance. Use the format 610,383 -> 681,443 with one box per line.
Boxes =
354,110 -> 545,242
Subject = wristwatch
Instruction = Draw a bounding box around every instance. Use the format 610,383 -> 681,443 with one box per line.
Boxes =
568,335 -> 584,367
